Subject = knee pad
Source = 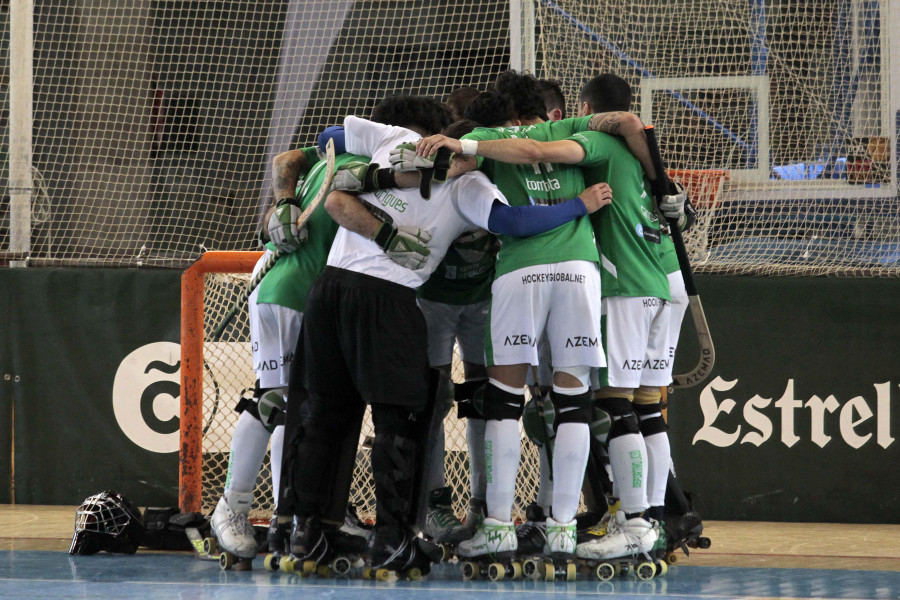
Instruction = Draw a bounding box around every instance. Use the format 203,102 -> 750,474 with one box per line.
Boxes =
235,384 -> 287,433
522,395 -> 555,447
595,396 -> 640,440
371,403 -> 419,438
480,382 -> 525,421
633,401 -> 668,436
553,365 -> 592,388
551,389 -> 593,428
455,379 -> 487,419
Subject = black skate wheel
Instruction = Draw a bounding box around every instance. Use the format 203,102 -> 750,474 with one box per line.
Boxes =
461,561 -> 478,581
697,537 -> 712,549
487,563 -> 505,581
595,562 -> 615,581
219,552 -> 234,571
636,561 -> 655,581
332,556 -> 351,575
665,551 -> 678,565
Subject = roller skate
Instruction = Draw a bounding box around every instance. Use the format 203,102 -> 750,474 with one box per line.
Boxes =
279,515 -> 368,577
525,517 -> 577,581
423,487 -> 469,556
663,510 -> 710,564
464,497 -> 487,534
340,504 -> 374,544
262,515 -> 292,572
576,500 -> 620,543
362,529 -> 444,581
456,517 -> 523,581
575,511 -> 660,581
515,503 -> 547,579
209,491 -> 256,571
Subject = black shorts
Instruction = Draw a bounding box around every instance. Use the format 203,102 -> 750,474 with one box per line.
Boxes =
297,266 -> 430,410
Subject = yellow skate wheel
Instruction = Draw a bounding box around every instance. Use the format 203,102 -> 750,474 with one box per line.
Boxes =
636,561 -> 655,581
487,563 -> 505,581
461,561 -> 478,581
510,562 -> 523,579
595,562 -> 615,581
543,562 -> 555,582
280,556 -> 296,574
263,554 -> 279,572
219,552 -> 234,571
375,568 -> 392,581
655,560 -> 668,577
405,567 -> 423,581
332,556 -> 352,575
362,567 -> 374,580
302,560 -> 317,575
203,537 -> 218,555
440,545 -> 452,561
317,565 -> 331,577
521,558 -> 539,579
566,563 -> 576,581
665,551 -> 678,565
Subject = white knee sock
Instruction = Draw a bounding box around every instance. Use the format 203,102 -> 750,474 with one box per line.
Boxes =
484,418 -> 521,521
225,410 -> 271,495
643,431 -> 671,508
607,433 -> 649,515
535,445 -> 553,513
466,418 -> 487,500
269,424 -> 285,509
551,422 -> 589,523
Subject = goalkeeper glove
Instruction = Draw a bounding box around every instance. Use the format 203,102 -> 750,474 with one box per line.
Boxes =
372,222 -> 432,270
268,197 -> 307,252
658,182 -> 691,231
388,143 -> 453,200
332,161 -> 397,193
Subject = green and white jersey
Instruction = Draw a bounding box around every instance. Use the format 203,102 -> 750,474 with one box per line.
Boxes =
570,131 -> 670,300
659,234 -> 679,276
463,119 -> 599,278
417,231 -> 497,305
257,151 -> 368,312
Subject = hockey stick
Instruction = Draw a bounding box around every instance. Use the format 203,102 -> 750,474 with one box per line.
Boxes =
643,126 -> 715,387
210,138 -> 336,341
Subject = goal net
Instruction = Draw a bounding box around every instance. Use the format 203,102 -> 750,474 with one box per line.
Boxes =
181,252 -> 547,523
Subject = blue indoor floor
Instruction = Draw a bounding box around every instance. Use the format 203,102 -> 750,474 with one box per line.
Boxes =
2,550 -> 899,600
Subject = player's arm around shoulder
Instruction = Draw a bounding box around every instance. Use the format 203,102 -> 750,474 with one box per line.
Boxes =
417,134 -> 584,166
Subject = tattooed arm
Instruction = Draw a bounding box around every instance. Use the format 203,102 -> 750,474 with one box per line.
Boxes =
587,111 -> 656,180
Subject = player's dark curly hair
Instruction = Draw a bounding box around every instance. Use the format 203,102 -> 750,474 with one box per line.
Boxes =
445,86 -> 481,121
443,119 -> 479,139
463,90 -> 513,127
491,70 -> 549,123
580,73 -> 634,112
371,95 -> 453,135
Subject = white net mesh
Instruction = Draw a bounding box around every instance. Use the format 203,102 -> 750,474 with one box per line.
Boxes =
197,268 -> 545,524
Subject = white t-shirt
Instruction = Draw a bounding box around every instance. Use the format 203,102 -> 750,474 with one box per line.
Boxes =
327,115 -> 507,288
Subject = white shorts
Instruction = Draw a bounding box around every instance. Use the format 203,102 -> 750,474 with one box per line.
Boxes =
667,270 -> 688,353
417,297 -> 490,367
595,295 -> 672,389
486,260 -> 605,369
248,252 -> 303,389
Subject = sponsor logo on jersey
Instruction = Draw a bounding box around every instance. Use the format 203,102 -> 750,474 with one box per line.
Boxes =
641,297 -> 669,308
504,334 -> 537,347
620,357 -> 670,371
373,189 -> 408,212
525,178 -> 561,192
692,377 -> 896,449
565,336 -> 599,348
521,272 -> 586,285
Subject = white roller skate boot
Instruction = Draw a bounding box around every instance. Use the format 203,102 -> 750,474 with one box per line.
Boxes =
535,517 -> 578,581
575,511 -> 658,560
211,491 -> 257,559
456,517 -> 520,581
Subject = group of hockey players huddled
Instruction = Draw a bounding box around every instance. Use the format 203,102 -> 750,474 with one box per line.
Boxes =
205,69 -> 708,580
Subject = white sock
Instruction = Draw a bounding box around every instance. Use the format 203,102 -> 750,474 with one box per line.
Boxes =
269,424 -> 285,509
466,418 -> 487,500
643,431 -> 671,508
484,418 -> 521,521
225,410 -> 271,494
535,445 -> 553,513
608,433 -> 649,515
551,422 -> 590,523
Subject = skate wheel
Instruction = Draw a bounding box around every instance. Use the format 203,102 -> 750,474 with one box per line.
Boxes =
332,556 -> 352,575
543,562 -> 555,582
566,562 -> 576,581
219,552 -> 234,571
487,563 -> 505,581
404,567 -> 423,581
596,562 -> 615,581
439,544 -> 453,562
316,565 -> 331,577
362,567 -> 374,580
375,568 -> 392,581
617,563 -> 631,576
264,554 -> 279,572
302,560 -> 317,575
280,556 -> 297,574
461,561 -> 478,581
665,551 -> 678,565
510,562 -> 523,579
655,561 -> 668,577
697,537 -> 712,549
522,558 -> 539,579
234,558 -> 253,572
203,537 -> 218,555
636,561 -> 655,581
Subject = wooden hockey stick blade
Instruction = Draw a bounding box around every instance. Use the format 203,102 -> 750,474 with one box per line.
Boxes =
210,139 -> 336,341
672,296 -> 716,388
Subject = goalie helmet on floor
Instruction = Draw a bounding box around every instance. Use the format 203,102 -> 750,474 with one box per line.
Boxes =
68,490 -> 145,555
